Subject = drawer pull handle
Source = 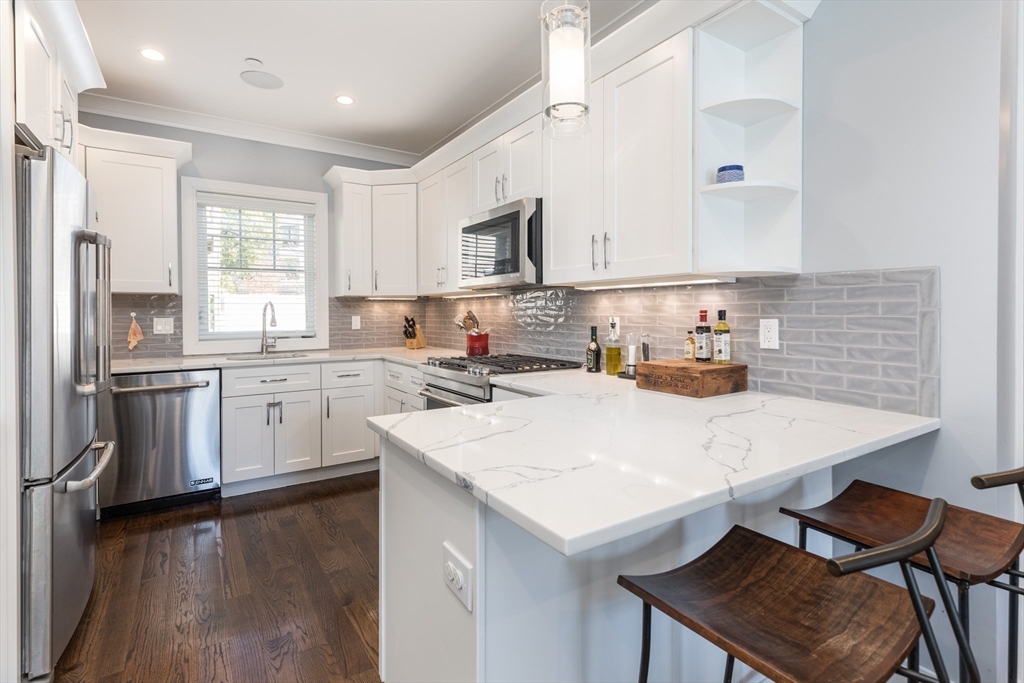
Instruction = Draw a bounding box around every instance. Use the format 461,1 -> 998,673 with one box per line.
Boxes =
266,400 -> 283,425
387,372 -> 401,380
335,372 -> 361,378
260,378 -> 288,383
326,395 -> 330,418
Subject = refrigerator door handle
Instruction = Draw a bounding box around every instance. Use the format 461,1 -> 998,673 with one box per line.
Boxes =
74,230 -> 112,395
63,441 -> 115,493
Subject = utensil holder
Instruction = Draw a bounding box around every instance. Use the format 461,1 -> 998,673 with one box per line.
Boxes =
466,332 -> 489,356
406,325 -> 427,349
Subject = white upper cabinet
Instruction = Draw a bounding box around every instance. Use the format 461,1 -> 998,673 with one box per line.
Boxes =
14,2 -> 59,149
371,184 -> 418,297
471,115 -> 544,215
331,182 -> 373,296
502,115 -> 542,203
543,79 -> 605,286
471,137 -> 505,214
417,171 -> 446,296
85,146 -> 180,294
442,154 -> 472,293
602,29 -> 693,281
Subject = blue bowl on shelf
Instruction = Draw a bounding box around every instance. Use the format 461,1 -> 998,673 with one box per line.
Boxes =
716,165 -> 744,183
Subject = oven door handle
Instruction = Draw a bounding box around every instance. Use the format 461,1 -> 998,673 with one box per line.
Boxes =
418,389 -> 472,408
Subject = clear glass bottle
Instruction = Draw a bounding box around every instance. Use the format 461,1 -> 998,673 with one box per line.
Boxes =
695,310 -> 712,363
586,325 -> 602,373
605,320 -> 622,376
683,331 -> 696,361
713,310 -> 731,364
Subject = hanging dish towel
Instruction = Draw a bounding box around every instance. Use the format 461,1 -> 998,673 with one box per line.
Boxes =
128,313 -> 144,350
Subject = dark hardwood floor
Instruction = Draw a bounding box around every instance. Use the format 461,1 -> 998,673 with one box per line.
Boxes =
56,472 -> 382,683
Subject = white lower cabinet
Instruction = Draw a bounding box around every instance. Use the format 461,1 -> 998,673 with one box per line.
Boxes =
322,385 -> 377,467
221,394 -> 277,483
274,389 -> 323,475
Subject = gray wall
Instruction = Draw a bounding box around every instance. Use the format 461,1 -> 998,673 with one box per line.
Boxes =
803,0 -> 1007,675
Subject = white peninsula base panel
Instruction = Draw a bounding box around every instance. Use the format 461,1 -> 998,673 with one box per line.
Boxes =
380,439 -> 832,683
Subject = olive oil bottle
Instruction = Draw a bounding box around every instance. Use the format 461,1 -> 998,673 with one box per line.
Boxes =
605,321 -> 622,376
586,326 -> 602,373
713,310 -> 731,364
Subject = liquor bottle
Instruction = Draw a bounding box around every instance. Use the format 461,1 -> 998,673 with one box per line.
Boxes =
695,310 -> 712,363
586,326 -> 602,373
683,331 -> 696,361
713,310 -> 731,364
605,320 -> 622,376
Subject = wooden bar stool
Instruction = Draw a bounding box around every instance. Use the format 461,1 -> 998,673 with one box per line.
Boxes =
780,475 -> 1024,682
619,500 -> 978,683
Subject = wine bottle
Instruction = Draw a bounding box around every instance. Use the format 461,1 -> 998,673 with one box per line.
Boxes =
695,310 -> 712,363
713,310 -> 731,364
586,326 -> 602,373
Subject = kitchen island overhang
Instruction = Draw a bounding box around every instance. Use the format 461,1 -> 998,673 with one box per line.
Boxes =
369,389 -> 939,682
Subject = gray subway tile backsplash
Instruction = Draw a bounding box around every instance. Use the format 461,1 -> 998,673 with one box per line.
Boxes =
111,266 -> 940,418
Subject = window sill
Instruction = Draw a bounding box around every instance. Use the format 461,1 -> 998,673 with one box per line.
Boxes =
182,336 -> 328,357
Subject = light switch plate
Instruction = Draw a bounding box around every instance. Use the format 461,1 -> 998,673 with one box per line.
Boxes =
153,317 -> 174,335
351,315 -> 361,330
442,541 -> 473,612
759,319 -> 779,350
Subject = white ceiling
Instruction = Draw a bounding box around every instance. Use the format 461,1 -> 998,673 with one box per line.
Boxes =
75,0 -> 647,160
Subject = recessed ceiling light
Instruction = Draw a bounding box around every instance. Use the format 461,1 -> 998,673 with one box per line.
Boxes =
139,48 -> 165,62
244,57 -> 263,67
335,95 -> 355,106
240,70 -> 284,90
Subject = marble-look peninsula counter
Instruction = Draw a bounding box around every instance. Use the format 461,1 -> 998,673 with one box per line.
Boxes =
368,376 -> 938,682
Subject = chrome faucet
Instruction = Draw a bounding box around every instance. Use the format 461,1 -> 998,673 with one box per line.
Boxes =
261,301 -> 277,356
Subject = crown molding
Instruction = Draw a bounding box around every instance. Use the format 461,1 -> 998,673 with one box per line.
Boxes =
78,93 -> 420,167
78,124 -> 193,168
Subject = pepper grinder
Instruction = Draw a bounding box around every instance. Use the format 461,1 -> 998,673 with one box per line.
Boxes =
640,333 -> 652,362
624,332 -> 638,378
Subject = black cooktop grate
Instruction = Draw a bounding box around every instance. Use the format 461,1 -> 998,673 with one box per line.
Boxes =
438,354 -> 582,374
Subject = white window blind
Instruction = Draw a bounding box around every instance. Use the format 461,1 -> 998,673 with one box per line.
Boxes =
196,192 -> 318,341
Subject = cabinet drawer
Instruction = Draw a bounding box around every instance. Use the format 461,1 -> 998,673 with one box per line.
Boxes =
384,362 -> 407,391
321,361 -> 376,389
222,363 -> 321,398
407,368 -> 425,393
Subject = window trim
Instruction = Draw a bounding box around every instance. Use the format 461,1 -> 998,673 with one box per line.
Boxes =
181,177 -> 329,356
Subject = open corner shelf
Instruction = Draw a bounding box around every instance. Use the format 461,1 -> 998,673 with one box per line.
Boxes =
699,180 -> 799,202
700,0 -> 801,52
699,95 -> 799,127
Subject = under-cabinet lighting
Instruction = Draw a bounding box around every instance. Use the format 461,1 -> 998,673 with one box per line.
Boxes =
139,48 -> 165,62
366,297 -> 418,301
575,278 -> 736,291
541,0 -> 590,138
441,293 -> 505,300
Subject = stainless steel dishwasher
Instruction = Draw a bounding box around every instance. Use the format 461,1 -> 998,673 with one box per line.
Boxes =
98,369 -> 221,516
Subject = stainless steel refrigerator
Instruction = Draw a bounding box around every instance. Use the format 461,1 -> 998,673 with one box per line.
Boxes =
17,143 -> 114,681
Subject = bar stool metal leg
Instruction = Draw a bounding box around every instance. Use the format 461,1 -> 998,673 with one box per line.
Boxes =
723,654 -> 735,683
1011,558 -> 1020,683
958,582 -> 970,683
639,602 -> 651,683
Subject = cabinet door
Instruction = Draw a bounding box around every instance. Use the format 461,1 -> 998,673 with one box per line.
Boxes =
330,182 -> 373,296
371,184 -> 418,297
503,115 -> 542,203
14,1 -> 59,147
85,147 -> 178,293
384,386 -> 407,415
417,171 -> 446,295
273,389 -> 322,475
471,137 -> 504,214
442,154 -> 472,293
322,385 -> 376,467
222,394 -> 276,483
544,79 -> 605,286
603,30 -> 693,280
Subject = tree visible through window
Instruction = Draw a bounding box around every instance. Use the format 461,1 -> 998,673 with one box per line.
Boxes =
196,193 -> 318,341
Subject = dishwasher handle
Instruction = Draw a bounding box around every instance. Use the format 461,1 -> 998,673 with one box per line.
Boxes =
110,380 -> 210,395
64,441 -> 115,493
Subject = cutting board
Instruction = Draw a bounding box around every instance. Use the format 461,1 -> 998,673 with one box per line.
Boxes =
636,360 -> 747,398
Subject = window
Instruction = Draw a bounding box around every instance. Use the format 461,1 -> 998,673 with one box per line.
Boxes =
181,178 -> 328,355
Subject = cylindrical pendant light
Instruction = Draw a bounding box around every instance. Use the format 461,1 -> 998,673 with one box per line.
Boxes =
541,0 -> 590,138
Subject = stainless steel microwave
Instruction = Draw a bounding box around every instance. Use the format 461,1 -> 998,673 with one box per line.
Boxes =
458,197 -> 542,290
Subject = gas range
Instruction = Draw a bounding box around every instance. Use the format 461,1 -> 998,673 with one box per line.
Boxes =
420,354 -> 583,406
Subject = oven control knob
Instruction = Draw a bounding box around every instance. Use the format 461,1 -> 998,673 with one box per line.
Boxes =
480,367 -> 491,376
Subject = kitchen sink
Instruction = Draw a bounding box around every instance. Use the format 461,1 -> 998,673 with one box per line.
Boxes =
227,353 -> 309,361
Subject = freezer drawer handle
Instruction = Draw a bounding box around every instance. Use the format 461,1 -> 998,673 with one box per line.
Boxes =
64,441 -> 115,493
110,380 -> 209,395
418,388 -> 470,408
260,378 -> 288,383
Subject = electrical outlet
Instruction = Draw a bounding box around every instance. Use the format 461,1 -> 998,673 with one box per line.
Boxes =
351,315 -> 361,330
759,319 -> 779,350
442,541 -> 473,611
153,317 -> 174,335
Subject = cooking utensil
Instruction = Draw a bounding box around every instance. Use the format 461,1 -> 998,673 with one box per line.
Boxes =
466,310 -> 480,330
453,315 -> 468,331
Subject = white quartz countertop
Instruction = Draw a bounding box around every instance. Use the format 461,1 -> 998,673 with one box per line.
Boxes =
111,346 -> 465,375
368,380 -> 939,556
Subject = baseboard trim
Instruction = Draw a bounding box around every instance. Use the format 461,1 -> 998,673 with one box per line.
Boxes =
221,459 -> 380,498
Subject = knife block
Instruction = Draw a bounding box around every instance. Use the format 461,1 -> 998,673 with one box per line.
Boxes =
406,325 -> 426,349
